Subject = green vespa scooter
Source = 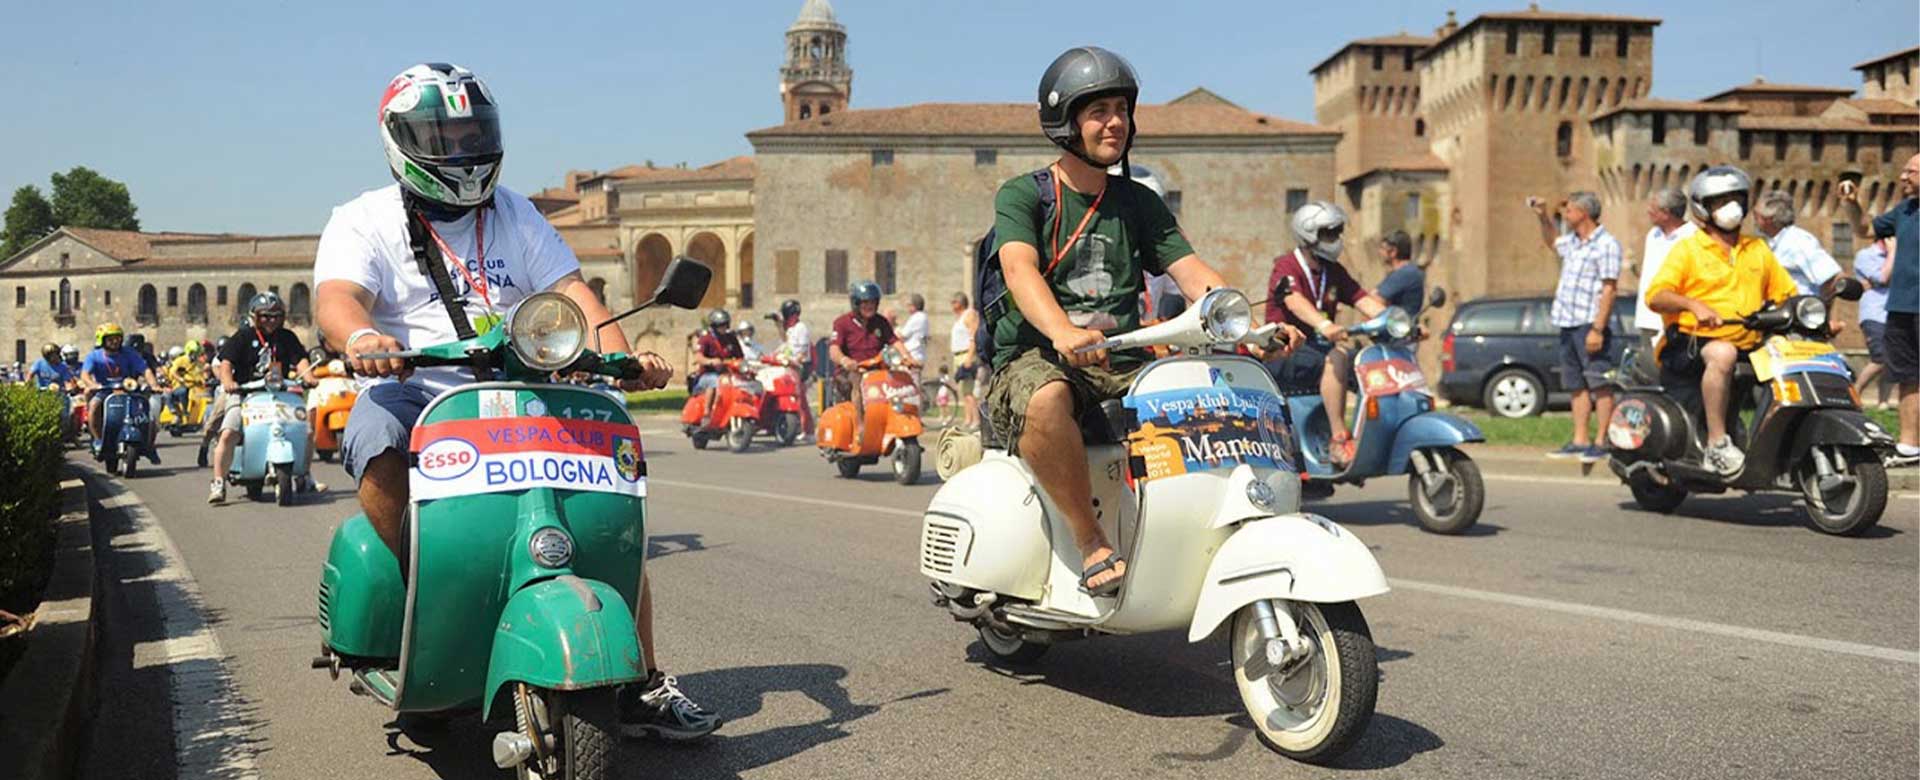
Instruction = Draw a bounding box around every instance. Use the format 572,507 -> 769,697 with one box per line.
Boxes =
312,258 -> 710,780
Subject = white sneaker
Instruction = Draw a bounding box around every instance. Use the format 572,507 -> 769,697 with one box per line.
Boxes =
1704,436 -> 1745,477
207,479 -> 226,504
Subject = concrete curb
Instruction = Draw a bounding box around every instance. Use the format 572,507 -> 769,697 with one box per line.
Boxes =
1461,444 -> 1920,493
0,475 -> 99,780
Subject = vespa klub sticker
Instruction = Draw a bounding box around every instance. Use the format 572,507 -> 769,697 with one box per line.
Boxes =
1607,398 -> 1652,451
1749,336 -> 1851,383
1355,354 -> 1427,396
1123,384 -> 1293,482
408,417 -> 645,500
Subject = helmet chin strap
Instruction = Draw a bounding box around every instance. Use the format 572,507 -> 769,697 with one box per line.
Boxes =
400,184 -> 490,222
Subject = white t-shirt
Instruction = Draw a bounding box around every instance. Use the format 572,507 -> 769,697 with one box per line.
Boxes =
899,310 -> 929,362
781,320 -> 813,368
313,184 -> 580,392
1633,222 -> 1696,332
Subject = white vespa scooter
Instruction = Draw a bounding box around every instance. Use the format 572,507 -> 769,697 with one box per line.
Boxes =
920,289 -> 1388,763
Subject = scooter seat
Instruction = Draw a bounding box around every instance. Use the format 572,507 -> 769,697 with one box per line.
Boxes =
1080,399 -> 1135,445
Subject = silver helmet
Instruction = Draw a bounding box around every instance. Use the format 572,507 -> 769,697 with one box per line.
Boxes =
1290,200 -> 1347,260
1686,165 -> 1752,225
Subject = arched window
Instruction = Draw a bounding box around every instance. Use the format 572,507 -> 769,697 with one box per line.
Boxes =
137,284 -> 159,326
1556,122 -> 1574,158
1415,118 -> 1426,136
819,104 -> 830,115
57,278 -> 72,315
187,283 -> 208,324
799,103 -> 812,120
288,283 -> 311,325
234,282 -> 257,325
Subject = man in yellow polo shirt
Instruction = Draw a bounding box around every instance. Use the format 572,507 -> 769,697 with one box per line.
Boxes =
1645,165 -> 1797,475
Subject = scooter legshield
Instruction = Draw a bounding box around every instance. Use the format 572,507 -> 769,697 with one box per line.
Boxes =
319,514 -> 404,659
1187,513 -> 1388,642
480,577 -> 645,720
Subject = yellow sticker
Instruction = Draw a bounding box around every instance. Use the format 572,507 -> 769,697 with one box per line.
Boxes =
472,313 -> 502,336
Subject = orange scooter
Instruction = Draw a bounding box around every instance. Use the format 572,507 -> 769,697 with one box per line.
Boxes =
307,359 -> 357,462
681,360 -> 764,452
816,351 -> 924,484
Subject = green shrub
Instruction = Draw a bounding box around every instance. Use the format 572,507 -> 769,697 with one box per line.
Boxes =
0,385 -> 63,597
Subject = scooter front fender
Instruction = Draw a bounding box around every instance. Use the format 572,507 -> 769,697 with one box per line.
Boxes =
887,412 -> 924,441
1187,514 -> 1388,642
480,576 -> 646,721
1386,412 -> 1484,474
268,437 -> 296,465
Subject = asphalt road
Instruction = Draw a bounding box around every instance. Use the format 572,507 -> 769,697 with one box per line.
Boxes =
74,425 -> 1920,780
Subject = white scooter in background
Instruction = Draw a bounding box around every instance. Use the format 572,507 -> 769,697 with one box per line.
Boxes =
920,289 -> 1388,763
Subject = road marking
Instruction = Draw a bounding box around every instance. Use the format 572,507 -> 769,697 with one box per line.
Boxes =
652,477 -> 1919,665
91,470 -> 264,779
1389,578 -> 1919,665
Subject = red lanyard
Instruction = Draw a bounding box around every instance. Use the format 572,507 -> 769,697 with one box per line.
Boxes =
1047,168 -> 1106,275
423,208 -> 490,310
253,327 -> 276,367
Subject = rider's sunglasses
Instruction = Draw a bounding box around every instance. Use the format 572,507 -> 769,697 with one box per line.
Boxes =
256,312 -> 285,321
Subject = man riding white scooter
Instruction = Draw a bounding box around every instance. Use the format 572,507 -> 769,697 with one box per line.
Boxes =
209,292 -> 322,503
312,62 -> 717,740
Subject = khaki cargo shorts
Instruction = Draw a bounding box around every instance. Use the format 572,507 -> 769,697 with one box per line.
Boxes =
984,349 -> 1140,452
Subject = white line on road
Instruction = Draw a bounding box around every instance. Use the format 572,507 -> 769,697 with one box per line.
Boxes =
94,472 -> 264,779
653,477 -> 1920,666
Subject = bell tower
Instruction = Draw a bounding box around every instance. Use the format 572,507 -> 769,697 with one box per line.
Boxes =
780,0 -> 852,122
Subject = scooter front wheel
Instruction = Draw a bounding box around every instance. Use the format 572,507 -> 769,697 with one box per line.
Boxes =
1407,447 -> 1483,534
1231,600 -> 1376,764
512,683 -> 615,780
727,418 -> 753,453
776,412 -> 802,446
1799,445 -> 1887,536
275,466 -> 294,507
892,439 -> 922,485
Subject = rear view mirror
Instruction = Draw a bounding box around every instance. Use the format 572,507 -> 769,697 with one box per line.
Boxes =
1428,287 -> 1449,308
651,257 -> 712,310
1833,276 -> 1865,301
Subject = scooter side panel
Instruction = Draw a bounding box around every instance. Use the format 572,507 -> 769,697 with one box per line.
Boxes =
319,514 -> 404,659
1187,514 -> 1389,642
922,453 -> 1050,598
480,576 -> 646,721
1384,412 -> 1485,474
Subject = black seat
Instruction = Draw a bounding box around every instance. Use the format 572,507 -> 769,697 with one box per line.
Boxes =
1079,399 -> 1135,445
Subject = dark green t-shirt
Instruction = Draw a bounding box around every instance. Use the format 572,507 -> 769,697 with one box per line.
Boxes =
989,172 -> 1195,368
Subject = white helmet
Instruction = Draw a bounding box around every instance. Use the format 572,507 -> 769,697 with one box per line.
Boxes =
167,346 -> 184,359
1129,163 -> 1169,199
1687,165 -> 1752,230
378,63 -> 503,209
1290,200 -> 1347,260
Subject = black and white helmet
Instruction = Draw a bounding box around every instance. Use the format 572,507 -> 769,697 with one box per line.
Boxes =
378,63 -> 504,209
1290,200 -> 1348,259
1686,165 -> 1753,224
706,309 -> 732,331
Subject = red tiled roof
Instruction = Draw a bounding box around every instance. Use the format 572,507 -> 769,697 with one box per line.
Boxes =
614,156 -> 756,185
1735,115 -> 1912,132
1340,152 -> 1449,185
749,102 -> 1332,139
1704,80 -> 1856,102
1418,6 -> 1662,62
1592,98 -> 1749,121
128,254 -> 313,271
1310,34 -> 1437,75
62,227 -> 242,261
527,186 -> 580,204
1854,46 -> 1920,71
1837,98 -> 1920,116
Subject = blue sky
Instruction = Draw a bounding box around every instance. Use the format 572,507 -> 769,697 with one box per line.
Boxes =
2,0 -> 1912,234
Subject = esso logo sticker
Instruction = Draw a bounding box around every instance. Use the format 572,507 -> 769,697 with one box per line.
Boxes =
417,437 -> 479,480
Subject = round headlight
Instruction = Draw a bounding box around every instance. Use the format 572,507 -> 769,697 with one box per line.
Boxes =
529,528 -> 573,569
1791,296 -> 1828,331
507,292 -> 588,372
1198,289 -> 1252,342
1384,307 -> 1414,340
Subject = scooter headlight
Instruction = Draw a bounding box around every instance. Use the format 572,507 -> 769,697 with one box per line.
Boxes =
1197,289 -> 1252,342
529,528 -> 573,569
1791,296 -> 1828,331
1383,307 -> 1414,340
507,292 -> 589,373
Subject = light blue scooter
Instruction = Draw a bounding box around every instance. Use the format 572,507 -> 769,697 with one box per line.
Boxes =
92,382 -> 155,477
1284,299 -> 1486,534
227,376 -> 313,506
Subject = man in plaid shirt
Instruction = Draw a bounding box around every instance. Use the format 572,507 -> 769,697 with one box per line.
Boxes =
1530,191 -> 1621,463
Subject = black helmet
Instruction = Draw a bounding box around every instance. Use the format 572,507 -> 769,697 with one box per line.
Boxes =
849,280 -> 882,310
249,291 -> 286,319
779,299 -> 802,320
706,309 -> 732,330
41,342 -> 59,360
1037,46 -> 1140,168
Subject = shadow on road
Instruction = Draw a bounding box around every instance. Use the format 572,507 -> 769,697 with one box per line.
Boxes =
648,533 -> 726,560
1313,499 -> 1508,537
1615,494 -> 1905,538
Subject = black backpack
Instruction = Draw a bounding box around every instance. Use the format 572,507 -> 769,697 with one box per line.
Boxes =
972,168 -> 1057,370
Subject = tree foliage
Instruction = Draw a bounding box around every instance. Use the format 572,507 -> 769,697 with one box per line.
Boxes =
49,166 -> 140,232
0,185 -> 57,260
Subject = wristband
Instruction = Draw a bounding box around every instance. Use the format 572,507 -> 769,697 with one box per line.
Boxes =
345,328 -> 382,351
1315,321 -> 1334,335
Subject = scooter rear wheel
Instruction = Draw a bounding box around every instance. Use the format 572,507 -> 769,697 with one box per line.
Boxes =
103,452 -> 121,477
1231,600 -> 1376,764
1626,470 -> 1687,513
122,451 -> 138,478
835,459 -> 862,479
689,432 -> 711,450
977,623 -> 1047,665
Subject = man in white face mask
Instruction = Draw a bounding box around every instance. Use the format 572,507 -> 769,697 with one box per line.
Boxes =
1643,166 -> 1799,476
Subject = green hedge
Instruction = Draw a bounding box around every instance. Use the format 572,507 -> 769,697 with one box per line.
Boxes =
0,385 -> 63,597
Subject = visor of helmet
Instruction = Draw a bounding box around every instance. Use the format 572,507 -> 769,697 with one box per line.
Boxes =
386,88 -> 502,162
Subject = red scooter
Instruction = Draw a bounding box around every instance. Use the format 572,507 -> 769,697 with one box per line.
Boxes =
681,360 -> 764,452
752,355 -> 807,446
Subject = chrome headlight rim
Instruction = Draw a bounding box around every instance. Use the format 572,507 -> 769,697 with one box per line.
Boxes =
529,527 -> 574,569
1197,289 -> 1253,343
1383,307 -> 1414,340
506,292 -> 589,373
1790,296 -> 1828,331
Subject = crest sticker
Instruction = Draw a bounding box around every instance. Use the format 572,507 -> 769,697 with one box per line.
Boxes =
480,390 -> 517,418
613,435 -> 643,483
